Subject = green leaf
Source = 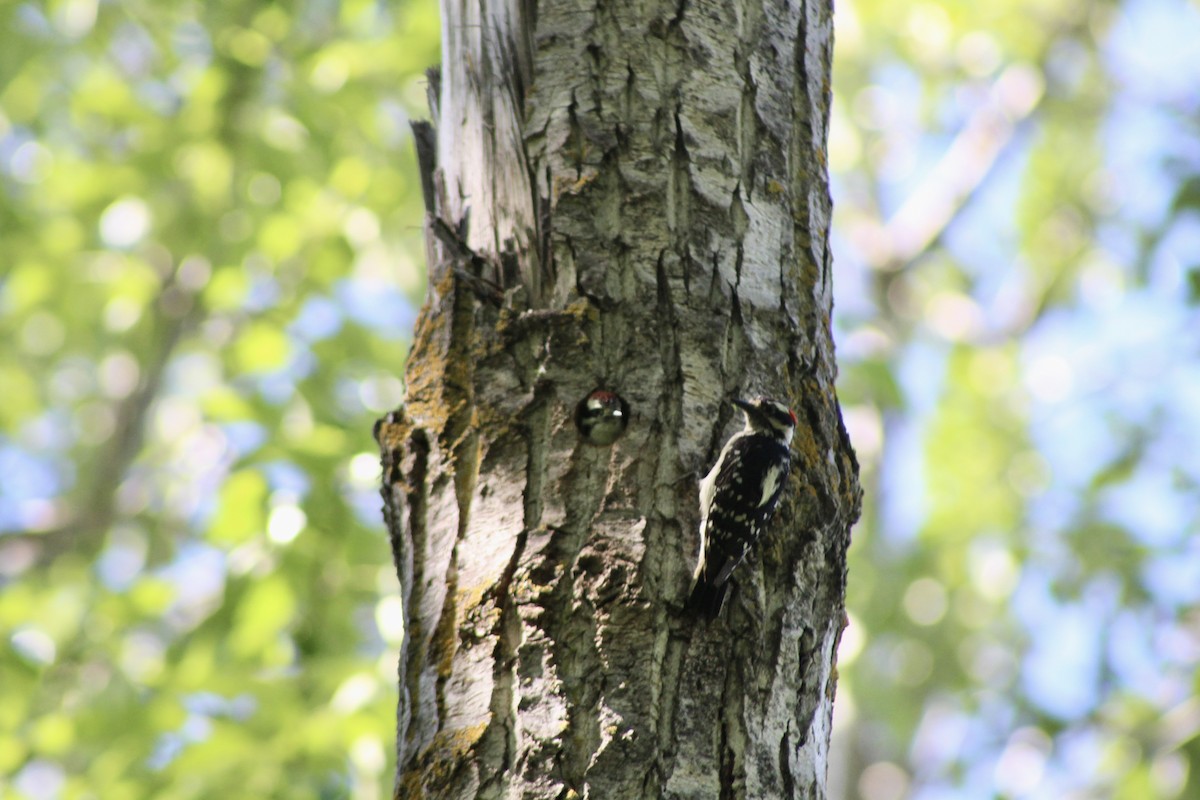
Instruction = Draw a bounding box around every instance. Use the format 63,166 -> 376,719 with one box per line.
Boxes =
232,322 -> 290,374
210,470 -> 267,545
230,576 -> 296,659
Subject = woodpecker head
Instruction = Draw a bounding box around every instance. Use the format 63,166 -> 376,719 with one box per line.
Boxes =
733,396 -> 796,445
574,389 -> 630,446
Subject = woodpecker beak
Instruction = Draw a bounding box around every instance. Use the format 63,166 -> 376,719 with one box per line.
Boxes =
732,398 -> 756,414
732,398 -> 765,426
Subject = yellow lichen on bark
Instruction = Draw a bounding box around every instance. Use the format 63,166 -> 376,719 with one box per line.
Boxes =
395,722 -> 491,800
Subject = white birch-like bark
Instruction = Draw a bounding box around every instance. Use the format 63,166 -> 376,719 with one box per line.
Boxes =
377,0 -> 860,797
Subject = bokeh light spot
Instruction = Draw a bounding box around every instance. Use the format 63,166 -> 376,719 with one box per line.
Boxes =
99,197 -> 151,248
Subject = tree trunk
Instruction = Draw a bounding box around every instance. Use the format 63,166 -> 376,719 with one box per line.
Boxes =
376,0 -> 860,797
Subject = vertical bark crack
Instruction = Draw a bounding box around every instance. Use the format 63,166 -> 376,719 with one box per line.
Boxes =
433,548 -> 460,728
654,251 -> 685,423
669,111 -> 692,237
398,429 -> 430,769
780,725 -> 796,799
476,529 -> 528,799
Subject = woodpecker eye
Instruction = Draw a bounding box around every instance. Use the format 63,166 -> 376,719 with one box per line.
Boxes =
574,389 -> 629,446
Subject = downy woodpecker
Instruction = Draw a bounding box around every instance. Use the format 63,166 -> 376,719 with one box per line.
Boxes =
688,396 -> 796,617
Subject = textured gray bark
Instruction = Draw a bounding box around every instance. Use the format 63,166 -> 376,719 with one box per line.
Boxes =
376,0 -> 860,797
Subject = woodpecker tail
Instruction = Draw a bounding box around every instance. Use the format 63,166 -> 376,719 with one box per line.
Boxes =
687,578 -> 729,618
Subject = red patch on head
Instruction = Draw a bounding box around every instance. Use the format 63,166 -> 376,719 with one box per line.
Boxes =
789,409 -> 797,424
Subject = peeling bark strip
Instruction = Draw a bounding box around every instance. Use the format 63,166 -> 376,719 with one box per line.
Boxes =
377,0 -> 860,797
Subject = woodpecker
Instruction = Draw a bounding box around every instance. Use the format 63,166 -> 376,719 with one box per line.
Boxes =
688,396 -> 796,617
574,390 -> 629,446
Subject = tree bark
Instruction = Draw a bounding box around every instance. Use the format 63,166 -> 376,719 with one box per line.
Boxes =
376,0 -> 860,797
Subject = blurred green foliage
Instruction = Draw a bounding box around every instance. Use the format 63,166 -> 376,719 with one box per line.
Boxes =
0,1 -> 437,797
831,0 -> 1200,796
